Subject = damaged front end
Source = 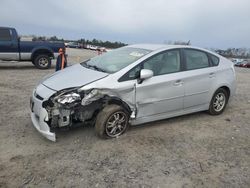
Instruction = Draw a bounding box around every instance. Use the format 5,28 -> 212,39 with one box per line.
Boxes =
33,87 -> 134,141
42,88 -> 103,133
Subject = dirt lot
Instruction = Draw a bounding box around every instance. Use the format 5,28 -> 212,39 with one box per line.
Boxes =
0,48 -> 249,188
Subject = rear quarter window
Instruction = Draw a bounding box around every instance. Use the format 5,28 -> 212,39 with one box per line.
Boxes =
209,54 -> 220,66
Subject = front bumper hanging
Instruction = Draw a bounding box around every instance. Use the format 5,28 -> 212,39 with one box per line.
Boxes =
31,108 -> 56,142
30,95 -> 56,141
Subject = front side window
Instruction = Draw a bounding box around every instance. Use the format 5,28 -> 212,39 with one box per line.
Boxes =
119,49 -> 181,82
0,29 -> 11,41
143,50 -> 181,76
184,49 -> 209,70
81,47 -> 151,73
118,64 -> 141,82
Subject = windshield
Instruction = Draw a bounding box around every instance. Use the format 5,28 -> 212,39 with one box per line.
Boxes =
81,47 -> 151,73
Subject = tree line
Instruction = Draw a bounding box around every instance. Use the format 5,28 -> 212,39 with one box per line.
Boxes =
32,36 -> 127,49
29,36 -> 250,57
215,48 -> 250,58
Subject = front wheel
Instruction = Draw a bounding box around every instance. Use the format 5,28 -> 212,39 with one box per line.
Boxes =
95,105 -> 129,138
33,55 -> 51,69
208,88 -> 229,115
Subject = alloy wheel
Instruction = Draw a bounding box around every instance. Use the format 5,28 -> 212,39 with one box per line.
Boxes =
213,92 -> 226,112
105,111 -> 127,137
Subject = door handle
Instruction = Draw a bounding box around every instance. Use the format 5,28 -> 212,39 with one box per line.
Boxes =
173,80 -> 183,86
209,72 -> 215,78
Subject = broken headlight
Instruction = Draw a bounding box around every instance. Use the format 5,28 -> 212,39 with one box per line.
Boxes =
57,92 -> 81,104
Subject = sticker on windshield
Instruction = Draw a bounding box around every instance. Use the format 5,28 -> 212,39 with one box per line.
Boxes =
129,52 -> 144,57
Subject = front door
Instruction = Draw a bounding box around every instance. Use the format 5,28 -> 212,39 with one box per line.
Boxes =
135,49 -> 184,118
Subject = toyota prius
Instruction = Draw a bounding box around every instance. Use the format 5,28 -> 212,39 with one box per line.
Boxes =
30,44 -> 236,141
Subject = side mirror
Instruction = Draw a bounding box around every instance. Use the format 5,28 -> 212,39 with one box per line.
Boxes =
138,69 -> 153,84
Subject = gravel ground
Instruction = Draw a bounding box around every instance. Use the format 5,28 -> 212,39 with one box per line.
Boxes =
0,48 -> 249,188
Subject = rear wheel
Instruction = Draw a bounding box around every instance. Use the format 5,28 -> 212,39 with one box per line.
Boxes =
95,105 -> 129,138
33,55 -> 51,69
208,88 -> 229,115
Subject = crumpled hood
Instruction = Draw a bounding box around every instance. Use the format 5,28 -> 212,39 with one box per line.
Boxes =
42,64 -> 108,91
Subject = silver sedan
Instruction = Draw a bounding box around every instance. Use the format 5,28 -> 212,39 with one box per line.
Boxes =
30,44 -> 236,141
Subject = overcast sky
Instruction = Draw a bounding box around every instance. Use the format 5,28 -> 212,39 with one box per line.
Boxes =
0,0 -> 249,48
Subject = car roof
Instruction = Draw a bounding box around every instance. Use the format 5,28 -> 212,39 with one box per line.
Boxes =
127,43 -> 207,52
0,26 -> 14,30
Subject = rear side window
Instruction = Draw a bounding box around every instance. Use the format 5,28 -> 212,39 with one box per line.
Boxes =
209,54 -> 220,66
184,49 -> 209,70
0,29 -> 11,41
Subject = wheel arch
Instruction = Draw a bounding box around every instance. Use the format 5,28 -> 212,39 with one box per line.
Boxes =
208,85 -> 231,115
31,48 -> 54,61
219,86 -> 230,98
104,96 -> 132,115
208,84 -> 232,108
90,95 -> 132,122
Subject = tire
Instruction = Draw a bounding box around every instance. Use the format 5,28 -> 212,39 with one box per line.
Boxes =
208,88 -> 229,115
33,55 -> 51,69
95,105 -> 129,138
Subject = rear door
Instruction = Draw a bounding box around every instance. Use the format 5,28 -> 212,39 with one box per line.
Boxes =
182,48 -> 217,109
0,28 -> 19,60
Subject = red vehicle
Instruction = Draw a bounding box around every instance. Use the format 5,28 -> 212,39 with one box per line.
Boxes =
235,61 -> 250,68
242,62 -> 250,68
